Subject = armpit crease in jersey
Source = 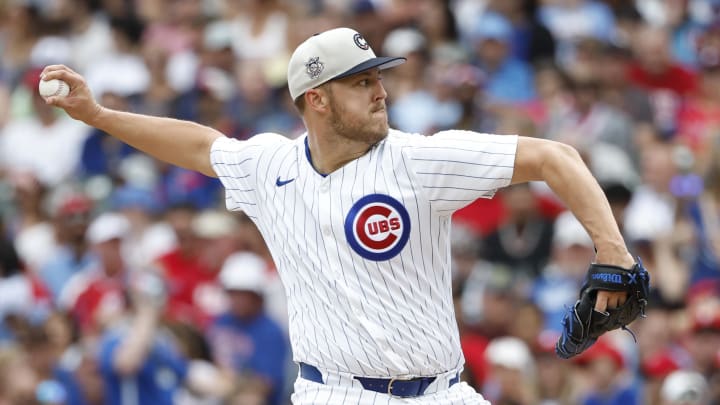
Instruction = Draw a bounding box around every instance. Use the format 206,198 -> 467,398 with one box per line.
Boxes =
344,194 -> 411,261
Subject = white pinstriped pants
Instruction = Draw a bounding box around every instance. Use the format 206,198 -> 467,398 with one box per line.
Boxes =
291,376 -> 491,404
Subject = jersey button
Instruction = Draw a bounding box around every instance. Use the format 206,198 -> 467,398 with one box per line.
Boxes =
323,226 -> 331,236
320,184 -> 329,193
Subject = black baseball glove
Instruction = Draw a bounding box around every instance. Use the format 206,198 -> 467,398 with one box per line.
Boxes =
555,258 -> 650,359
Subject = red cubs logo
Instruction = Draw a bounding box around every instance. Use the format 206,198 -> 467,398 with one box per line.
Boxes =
345,194 -> 410,261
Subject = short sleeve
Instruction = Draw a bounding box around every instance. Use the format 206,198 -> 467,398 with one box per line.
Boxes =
210,133 -> 289,218
402,130 -> 517,213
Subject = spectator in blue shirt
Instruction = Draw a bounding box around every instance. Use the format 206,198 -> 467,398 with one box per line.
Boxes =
96,272 -> 187,405
207,252 -> 289,405
538,0 -> 617,67
38,193 -> 96,301
468,12 -> 536,104
532,211 -> 595,334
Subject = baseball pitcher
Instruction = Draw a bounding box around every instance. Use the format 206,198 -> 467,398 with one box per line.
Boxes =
41,27 -> 648,404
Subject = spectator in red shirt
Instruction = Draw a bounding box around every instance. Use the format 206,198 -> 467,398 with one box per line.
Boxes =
677,22 -> 720,157
59,212 -> 131,336
627,25 -> 698,96
157,204 -> 239,329
627,25 -> 698,138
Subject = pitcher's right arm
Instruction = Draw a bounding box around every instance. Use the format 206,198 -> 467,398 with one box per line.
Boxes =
41,65 -> 223,178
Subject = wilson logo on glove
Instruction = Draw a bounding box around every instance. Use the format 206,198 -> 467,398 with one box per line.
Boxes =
591,273 -> 623,284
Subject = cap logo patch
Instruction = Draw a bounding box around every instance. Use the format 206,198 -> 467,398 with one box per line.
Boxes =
305,57 -> 324,79
353,33 -> 369,50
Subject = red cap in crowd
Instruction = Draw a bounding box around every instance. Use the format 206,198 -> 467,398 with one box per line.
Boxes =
641,349 -> 682,379
573,338 -> 624,370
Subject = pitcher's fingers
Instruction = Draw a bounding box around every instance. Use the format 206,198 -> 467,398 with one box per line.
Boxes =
41,69 -> 84,88
41,64 -> 72,76
594,294 -> 608,313
45,94 -> 71,106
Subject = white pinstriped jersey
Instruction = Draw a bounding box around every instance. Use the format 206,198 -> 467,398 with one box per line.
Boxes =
210,129 -> 517,378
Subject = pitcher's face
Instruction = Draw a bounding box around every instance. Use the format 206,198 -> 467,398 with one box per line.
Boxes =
326,69 -> 389,145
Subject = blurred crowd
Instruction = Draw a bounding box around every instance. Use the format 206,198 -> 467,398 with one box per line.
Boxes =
1,0 -> 720,404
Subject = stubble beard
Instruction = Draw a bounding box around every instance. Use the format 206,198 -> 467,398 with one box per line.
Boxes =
328,98 -> 388,146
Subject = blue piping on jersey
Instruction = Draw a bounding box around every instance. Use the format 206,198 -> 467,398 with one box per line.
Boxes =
305,137 -> 329,177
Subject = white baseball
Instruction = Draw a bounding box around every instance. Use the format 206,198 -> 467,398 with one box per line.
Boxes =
38,78 -> 70,98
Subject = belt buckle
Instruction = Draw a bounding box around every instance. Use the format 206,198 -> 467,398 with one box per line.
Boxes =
387,376 -> 412,397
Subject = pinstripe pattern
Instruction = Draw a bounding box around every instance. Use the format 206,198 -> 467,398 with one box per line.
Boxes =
210,129 -> 516,402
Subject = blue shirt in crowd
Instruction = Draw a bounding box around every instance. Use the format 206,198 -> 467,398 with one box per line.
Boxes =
582,383 -> 641,405
98,327 -> 188,405
39,248 -> 96,301
209,312 -> 288,405
481,58 -> 537,104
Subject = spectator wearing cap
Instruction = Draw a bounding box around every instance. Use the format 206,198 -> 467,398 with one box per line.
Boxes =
157,204 -> 225,328
574,338 -> 641,405
110,185 -> 175,272
641,348 -> 685,405
468,12 -> 536,104
660,370 -> 710,405
532,210 -> 596,335
38,193 -> 97,302
58,212 -> 130,335
206,252 -> 288,405
635,294 -> 690,380
190,209 -> 241,321
482,336 -> 538,405
683,283 -> 720,381
459,262 -> 524,390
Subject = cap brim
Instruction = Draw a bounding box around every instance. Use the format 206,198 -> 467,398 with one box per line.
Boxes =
333,56 -> 406,80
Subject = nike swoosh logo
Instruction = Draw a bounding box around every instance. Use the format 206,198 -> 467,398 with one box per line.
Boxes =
276,177 -> 295,187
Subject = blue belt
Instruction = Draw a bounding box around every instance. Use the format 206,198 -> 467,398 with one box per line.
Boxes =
299,362 -> 460,398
